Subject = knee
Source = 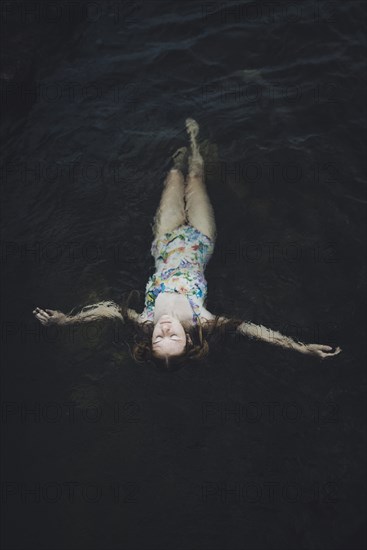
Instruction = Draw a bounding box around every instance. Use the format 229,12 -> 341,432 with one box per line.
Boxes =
168,168 -> 184,179
187,170 -> 204,184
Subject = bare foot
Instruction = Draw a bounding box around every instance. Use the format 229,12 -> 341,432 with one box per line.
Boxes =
185,118 -> 199,138
186,118 -> 201,161
172,146 -> 187,170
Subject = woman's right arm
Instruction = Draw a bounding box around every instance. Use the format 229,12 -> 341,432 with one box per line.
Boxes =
33,301 -> 138,326
236,320 -> 342,359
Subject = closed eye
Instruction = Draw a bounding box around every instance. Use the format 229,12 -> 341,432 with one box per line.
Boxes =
154,335 -> 181,343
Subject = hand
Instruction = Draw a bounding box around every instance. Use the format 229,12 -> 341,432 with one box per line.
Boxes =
302,343 -> 342,359
33,307 -> 67,325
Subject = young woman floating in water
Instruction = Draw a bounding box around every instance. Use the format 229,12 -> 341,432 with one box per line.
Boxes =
33,118 -> 342,369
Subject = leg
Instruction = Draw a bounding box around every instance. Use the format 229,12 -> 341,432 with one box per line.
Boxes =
184,118 -> 217,241
152,161 -> 186,239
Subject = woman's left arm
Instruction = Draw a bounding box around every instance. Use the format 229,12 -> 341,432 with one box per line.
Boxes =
237,321 -> 342,359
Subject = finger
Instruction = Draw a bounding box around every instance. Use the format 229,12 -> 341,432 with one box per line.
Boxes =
35,314 -> 47,324
320,348 -> 342,358
45,309 -> 54,315
327,346 -> 341,357
319,345 -> 333,351
35,312 -> 46,321
36,312 -> 49,322
37,308 -> 49,317
39,308 -> 50,317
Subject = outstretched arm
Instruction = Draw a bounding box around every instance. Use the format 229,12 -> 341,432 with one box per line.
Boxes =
33,301 -> 138,326
237,321 -> 342,359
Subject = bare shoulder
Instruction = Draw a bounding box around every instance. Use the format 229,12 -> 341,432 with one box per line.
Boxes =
200,307 -> 228,326
130,308 -> 154,325
126,308 -> 141,322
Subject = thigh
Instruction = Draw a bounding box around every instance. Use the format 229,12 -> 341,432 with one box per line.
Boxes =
185,189 -> 217,241
153,169 -> 186,239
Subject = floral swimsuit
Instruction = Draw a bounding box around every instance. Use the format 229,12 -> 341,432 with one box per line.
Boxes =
141,224 -> 215,324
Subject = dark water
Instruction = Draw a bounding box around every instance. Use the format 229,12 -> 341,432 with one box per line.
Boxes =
1,1 -> 366,549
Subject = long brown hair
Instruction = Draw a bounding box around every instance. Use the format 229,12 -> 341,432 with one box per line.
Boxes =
119,290 -> 243,371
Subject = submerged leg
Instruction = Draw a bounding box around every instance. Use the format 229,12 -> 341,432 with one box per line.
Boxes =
152,149 -> 187,239
184,118 -> 216,241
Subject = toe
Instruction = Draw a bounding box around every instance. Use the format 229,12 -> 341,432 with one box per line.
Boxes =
186,118 -> 199,135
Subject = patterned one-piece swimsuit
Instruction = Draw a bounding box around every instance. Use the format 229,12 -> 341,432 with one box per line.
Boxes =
140,224 -> 215,324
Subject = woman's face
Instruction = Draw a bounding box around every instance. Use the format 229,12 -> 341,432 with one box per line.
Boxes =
152,314 -> 188,358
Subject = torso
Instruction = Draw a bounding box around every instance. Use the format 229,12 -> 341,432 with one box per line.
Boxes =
139,223 -> 218,326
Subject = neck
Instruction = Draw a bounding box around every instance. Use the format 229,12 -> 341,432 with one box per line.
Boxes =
153,292 -> 194,324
